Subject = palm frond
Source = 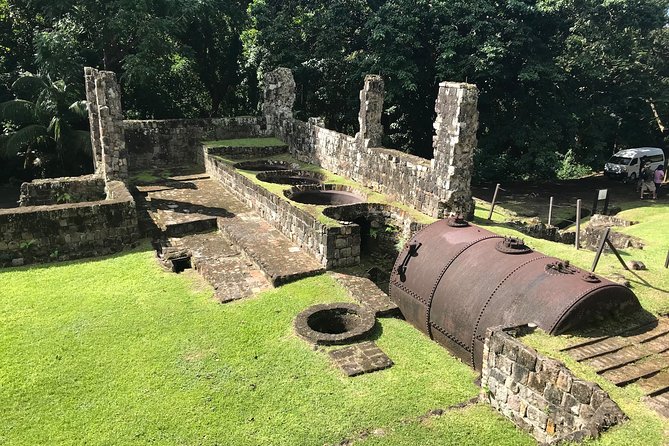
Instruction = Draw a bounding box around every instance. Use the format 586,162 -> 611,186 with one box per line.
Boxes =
68,100 -> 89,119
11,74 -> 48,102
0,99 -> 37,125
4,124 -> 50,156
48,116 -> 62,142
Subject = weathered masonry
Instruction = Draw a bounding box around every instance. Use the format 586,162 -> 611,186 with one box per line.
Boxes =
0,69 -> 138,267
125,68 -> 479,220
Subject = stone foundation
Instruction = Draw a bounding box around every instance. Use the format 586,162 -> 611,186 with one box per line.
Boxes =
0,181 -> 139,267
481,326 -> 626,444
124,117 -> 272,168
19,174 -> 106,207
205,151 -> 359,268
265,69 -> 479,219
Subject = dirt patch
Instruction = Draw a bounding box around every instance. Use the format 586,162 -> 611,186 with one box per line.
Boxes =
473,174 -> 645,225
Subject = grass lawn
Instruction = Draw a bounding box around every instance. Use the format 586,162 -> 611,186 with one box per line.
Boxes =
1,247 -> 536,446
203,137 -> 287,148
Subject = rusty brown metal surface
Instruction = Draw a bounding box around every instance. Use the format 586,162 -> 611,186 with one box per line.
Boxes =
389,219 -> 641,370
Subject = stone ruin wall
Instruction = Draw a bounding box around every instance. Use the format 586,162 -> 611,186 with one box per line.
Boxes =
481,326 -> 626,444
2,68 -> 139,268
18,175 -> 106,207
124,117 -> 272,169
266,69 -> 479,219
0,181 -> 139,268
84,67 -> 128,183
121,68 -> 479,220
204,153 -> 360,268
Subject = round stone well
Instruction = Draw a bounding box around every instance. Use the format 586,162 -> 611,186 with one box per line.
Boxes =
233,160 -> 299,171
257,170 -> 325,186
294,302 -> 376,345
285,185 -> 366,206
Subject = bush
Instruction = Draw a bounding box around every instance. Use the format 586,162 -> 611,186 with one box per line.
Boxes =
556,149 -> 593,180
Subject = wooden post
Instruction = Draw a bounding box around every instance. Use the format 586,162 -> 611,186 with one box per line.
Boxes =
591,227 -> 630,272
487,183 -> 500,220
575,199 -> 581,250
591,227 -> 610,272
548,197 -> 554,226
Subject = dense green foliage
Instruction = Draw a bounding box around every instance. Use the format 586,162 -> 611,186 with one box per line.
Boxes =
1,0 -> 667,182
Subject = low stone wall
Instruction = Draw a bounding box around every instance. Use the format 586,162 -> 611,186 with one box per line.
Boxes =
206,144 -> 287,160
124,117 -> 271,169
19,175 -> 106,207
509,220 -> 576,245
274,118 -> 444,217
581,214 -> 644,251
481,326 -> 626,444
204,151 -> 358,268
0,181 -> 139,267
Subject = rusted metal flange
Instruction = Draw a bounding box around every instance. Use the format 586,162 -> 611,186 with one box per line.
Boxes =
495,237 -> 532,254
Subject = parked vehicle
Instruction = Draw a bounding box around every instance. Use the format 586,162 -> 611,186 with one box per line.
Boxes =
604,147 -> 665,182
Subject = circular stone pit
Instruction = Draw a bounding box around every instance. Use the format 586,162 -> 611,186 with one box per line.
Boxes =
294,302 -> 376,345
257,170 -> 325,186
233,160 -> 299,171
285,185 -> 365,206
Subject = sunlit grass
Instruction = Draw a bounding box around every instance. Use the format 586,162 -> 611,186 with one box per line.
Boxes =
0,246 -> 535,446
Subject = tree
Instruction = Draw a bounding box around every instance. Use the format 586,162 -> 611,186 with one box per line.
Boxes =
0,73 -> 91,178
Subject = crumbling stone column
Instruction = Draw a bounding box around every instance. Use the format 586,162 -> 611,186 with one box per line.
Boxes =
84,67 -> 128,183
431,82 -> 479,218
84,68 -> 103,172
262,68 -> 296,124
356,75 -> 384,148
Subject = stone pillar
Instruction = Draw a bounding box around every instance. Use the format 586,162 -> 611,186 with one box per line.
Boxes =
431,81 -> 479,219
84,68 -> 103,172
84,67 -> 128,183
356,75 -> 384,148
261,68 -> 296,124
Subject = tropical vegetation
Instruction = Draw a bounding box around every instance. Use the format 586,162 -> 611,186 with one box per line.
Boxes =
1,0 -> 667,182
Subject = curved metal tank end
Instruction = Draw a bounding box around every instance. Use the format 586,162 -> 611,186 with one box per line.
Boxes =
389,218 -> 641,371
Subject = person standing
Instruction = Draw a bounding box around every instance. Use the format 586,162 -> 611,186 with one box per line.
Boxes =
655,165 -> 665,197
640,161 -> 656,199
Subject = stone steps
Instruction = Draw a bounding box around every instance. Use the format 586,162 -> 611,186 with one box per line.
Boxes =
219,214 -> 325,286
601,353 -> 669,386
162,216 -> 218,237
637,370 -> 669,396
168,232 -> 271,303
563,316 -> 669,417
583,332 -> 669,373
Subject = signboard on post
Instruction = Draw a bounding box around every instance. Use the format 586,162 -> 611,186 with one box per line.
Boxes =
592,189 -> 610,215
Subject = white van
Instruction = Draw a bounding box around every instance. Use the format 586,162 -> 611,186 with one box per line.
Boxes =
604,147 -> 665,182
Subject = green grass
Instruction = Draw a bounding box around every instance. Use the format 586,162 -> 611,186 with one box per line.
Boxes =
0,246 -> 535,445
474,200 -> 669,316
355,404 -> 535,446
202,137 -> 287,148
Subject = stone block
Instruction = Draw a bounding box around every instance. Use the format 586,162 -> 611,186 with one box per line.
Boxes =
526,405 -> 548,429
571,380 -> 593,404
556,370 -> 573,392
512,363 -> 530,385
544,383 -> 564,406
516,345 -> 538,371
